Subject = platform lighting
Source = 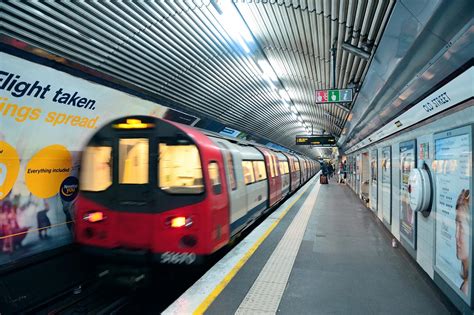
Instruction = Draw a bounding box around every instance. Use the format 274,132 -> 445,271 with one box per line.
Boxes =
279,89 -> 290,101
257,60 -> 278,82
212,0 -> 253,54
282,100 -> 290,108
290,106 -> 298,114
297,115 -> 303,122
291,112 -> 297,119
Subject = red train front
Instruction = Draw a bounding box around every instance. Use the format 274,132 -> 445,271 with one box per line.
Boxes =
75,116 -> 230,264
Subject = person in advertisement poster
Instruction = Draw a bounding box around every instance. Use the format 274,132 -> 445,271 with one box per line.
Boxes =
455,188 -> 470,295
435,131 -> 471,298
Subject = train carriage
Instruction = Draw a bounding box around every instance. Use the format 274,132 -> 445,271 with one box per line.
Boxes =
75,116 -> 316,264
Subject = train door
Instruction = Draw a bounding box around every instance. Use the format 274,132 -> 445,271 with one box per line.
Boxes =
213,140 -> 247,225
256,148 -> 282,207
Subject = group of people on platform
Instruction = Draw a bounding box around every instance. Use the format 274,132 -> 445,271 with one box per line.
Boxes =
320,160 -> 348,184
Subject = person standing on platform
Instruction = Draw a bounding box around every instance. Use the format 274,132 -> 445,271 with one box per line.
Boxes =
342,160 -> 348,184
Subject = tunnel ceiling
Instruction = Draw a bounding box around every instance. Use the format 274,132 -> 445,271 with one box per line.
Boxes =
1,0 -> 393,158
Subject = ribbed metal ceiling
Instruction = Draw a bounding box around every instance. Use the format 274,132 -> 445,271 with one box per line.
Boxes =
1,0 -> 393,157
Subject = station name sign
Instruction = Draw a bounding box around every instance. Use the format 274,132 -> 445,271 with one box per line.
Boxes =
315,89 -> 353,103
295,135 -> 336,146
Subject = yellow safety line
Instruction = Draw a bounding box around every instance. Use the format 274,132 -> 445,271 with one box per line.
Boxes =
193,180 -> 314,315
0,220 -> 74,240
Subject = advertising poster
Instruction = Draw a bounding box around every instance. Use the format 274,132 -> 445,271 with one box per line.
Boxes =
400,140 -> 417,248
381,146 -> 392,224
370,149 -> 378,212
0,53 -> 193,267
434,126 -> 472,302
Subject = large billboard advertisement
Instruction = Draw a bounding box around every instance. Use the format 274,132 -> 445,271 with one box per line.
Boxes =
434,125 -> 472,304
400,140 -> 417,248
381,146 -> 391,225
370,149 -> 378,212
0,52 -> 196,267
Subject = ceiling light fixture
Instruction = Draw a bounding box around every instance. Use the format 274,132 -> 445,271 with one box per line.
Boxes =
211,0 -> 253,54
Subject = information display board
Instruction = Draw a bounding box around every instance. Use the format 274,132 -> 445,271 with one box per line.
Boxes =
400,140 -> 417,249
381,146 -> 392,225
295,135 -> 336,146
371,149 -> 378,212
434,125 -> 473,305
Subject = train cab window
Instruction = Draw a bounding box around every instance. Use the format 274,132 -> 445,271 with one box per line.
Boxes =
208,162 -> 222,194
242,161 -> 255,184
159,143 -> 204,194
119,138 -> 149,184
81,146 -> 112,191
253,161 -> 267,181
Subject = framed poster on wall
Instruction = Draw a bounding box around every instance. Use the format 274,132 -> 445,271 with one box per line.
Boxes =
434,125 -> 473,306
381,146 -> 392,225
400,140 -> 417,249
371,149 -> 378,212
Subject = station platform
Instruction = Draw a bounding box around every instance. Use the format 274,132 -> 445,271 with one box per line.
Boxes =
164,175 -> 455,315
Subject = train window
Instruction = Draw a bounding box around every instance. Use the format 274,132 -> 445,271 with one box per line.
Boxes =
159,143 -> 204,194
294,160 -> 300,171
119,138 -> 149,184
208,162 -> 222,194
81,146 -> 112,191
223,150 -> 237,191
268,156 -> 275,177
253,161 -> 267,181
273,156 -> 279,176
279,161 -> 289,174
242,161 -> 255,184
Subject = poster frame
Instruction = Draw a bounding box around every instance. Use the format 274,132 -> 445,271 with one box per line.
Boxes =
381,146 -> 392,226
399,139 -> 417,250
433,124 -> 473,307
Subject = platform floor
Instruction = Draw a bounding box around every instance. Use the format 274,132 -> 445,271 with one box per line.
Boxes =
205,179 -> 452,314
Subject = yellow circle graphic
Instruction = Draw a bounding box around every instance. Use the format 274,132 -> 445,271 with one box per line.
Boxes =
25,145 -> 72,198
0,141 -> 21,200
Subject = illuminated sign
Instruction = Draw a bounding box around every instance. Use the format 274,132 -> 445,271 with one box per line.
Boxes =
295,136 -> 336,146
315,89 -> 353,103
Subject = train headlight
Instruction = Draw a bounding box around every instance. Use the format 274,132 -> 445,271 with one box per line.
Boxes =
83,211 -> 106,223
167,216 -> 193,228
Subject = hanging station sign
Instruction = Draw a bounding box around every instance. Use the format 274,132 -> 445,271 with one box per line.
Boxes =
295,135 -> 336,146
315,88 -> 353,103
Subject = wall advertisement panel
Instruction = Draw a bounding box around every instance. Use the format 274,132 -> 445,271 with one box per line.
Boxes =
400,140 -> 417,248
381,146 -> 392,224
0,53 -> 197,267
434,125 -> 472,305
370,149 -> 378,212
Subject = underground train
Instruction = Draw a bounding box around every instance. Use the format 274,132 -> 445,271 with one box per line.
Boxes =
75,116 -> 319,265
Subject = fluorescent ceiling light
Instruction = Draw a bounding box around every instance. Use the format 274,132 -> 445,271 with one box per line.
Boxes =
212,1 -> 253,53
258,60 -> 278,82
279,89 -> 290,101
